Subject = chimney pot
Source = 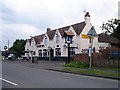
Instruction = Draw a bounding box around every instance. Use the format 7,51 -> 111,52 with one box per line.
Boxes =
85,12 -> 90,17
47,27 -> 51,32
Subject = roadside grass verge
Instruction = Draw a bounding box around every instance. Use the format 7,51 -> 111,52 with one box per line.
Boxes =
63,61 -> 119,78
64,61 -> 88,68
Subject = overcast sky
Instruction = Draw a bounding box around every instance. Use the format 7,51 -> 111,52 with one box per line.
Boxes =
0,0 -> 119,50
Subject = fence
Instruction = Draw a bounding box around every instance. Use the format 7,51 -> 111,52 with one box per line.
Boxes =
73,47 -> 120,67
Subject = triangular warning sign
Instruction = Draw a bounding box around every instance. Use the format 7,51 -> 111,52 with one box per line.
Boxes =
87,26 -> 98,37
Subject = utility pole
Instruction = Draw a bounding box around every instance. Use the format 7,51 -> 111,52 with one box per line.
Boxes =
8,40 -> 9,51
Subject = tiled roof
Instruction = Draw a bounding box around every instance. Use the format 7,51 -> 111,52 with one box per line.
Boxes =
64,30 -> 74,36
98,33 -> 120,45
34,34 -> 45,44
71,22 -> 86,35
58,26 -> 70,37
47,29 -> 56,40
28,22 -> 86,44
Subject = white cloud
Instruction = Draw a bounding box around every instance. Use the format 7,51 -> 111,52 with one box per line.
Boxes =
2,23 -> 42,39
1,23 -> 42,49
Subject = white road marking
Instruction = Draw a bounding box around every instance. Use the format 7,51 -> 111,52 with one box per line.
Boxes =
0,78 -> 18,86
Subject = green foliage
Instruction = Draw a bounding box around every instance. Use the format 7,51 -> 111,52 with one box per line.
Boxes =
64,61 -> 88,68
111,23 -> 120,40
100,18 -> 120,40
63,67 -> 119,78
9,39 -> 26,57
101,18 -> 120,34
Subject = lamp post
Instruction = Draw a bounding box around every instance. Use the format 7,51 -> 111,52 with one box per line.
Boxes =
64,31 -> 74,64
87,26 -> 98,68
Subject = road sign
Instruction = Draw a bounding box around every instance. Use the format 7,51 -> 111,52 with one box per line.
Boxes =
81,34 -> 89,39
81,34 -> 94,39
87,26 -> 98,37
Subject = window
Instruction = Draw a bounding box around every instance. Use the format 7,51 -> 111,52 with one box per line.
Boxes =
43,49 -> 47,57
55,48 -> 61,56
99,46 -> 104,50
70,47 -> 75,56
38,50 -> 42,57
33,51 -> 35,55
44,36 -> 48,45
56,34 -> 60,43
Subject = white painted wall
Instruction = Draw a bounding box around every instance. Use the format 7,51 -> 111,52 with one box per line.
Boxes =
25,13 -> 110,57
98,42 -> 110,49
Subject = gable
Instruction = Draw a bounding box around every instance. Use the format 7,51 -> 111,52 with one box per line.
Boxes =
26,21 -> 87,42
53,30 -> 62,40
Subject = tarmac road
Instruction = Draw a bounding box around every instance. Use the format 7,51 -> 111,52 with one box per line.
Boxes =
2,61 -> 119,88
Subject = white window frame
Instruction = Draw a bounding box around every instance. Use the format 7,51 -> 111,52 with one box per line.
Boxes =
38,50 -> 42,57
56,33 -> 60,44
44,36 -> 48,45
43,49 -> 48,57
55,48 -> 61,57
70,47 -> 75,56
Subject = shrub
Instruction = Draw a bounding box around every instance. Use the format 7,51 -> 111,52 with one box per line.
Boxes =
64,61 -> 88,68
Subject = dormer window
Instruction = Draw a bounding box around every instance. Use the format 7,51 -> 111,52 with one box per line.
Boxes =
44,36 -> 48,45
56,33 -> 60,43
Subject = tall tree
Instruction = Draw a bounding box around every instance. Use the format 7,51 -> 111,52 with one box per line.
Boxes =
111,23 -> 120,40
100,18 -> 120,37
9,39 -> 26,57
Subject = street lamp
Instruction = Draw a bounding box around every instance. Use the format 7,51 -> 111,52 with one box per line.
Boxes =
87,26 -> 98,68
64,31 -> 74,64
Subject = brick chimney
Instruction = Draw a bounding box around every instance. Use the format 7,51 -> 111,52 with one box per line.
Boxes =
47,27 -> 51,32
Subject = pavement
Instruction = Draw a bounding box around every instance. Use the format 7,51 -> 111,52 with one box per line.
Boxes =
2,59 -> 65,70
2,59 -> 120,80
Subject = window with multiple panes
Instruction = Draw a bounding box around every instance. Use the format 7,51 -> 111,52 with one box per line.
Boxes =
56,34 -> 60,43
38,50 -> 42,57
43,49 -> 47,57
70,47 -> 75,56
55,48 -> 61,56
44,36 -> 48,45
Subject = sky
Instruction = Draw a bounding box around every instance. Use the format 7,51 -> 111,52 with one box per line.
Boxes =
0,0 -> 119,50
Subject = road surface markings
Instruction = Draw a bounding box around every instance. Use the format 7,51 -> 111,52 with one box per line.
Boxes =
0,78 -> 18,86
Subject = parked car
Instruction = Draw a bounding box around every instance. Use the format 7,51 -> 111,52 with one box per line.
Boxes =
8,54 -> 15,61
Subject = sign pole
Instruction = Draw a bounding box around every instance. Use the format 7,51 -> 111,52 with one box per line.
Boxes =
68,43 -> 70,63
89,36 -> 93,69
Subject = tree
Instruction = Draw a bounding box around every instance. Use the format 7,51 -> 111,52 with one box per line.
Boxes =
100,18 -> 120,38
111,23 -> 120,40
4,46 -> 7,51
9,39 -> 26,57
